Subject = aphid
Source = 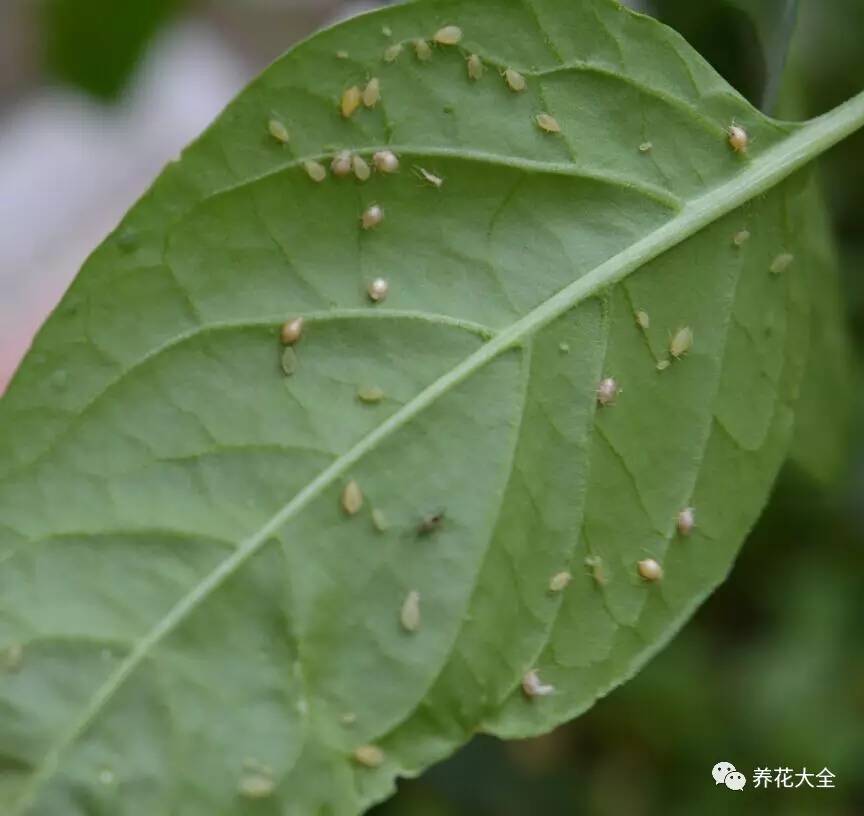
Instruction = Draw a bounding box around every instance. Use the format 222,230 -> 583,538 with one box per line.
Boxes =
639,141 -> 653,153
433,25 -> 463,45
467,53 -> 484,81
635,310 -> 650,330
522,669 -> 555,698
596,377 -> 619,406
268,119 -> 290,144
656,359 -> 671,372
400,590 -> 421,632
677,506 -> 695,536
331,150 -> 353,177
280,347 -> 298,377
417,510 -> 445,536
727,123 -> 749,153
341,85 -> 362,118
504,68 -> 527,92
373,150 -> 400,174
637,558 -> 663,582
732,229 -> 751,247
336,50 -> 350,60
384,43 -> 403,63
357,385 -> 385,404
353,154 -> 372,181
1,642 -> 23,672
341,712 -> 357,725
98,768 -> 115,786
559,342 -> 570,354
239,770 -> 275,799
367,277 -> 389,302
353,745 -> 385,768
770,252 -> 795,274
382,25 -> 393,37
371,508 -> 389,532
413,39 -> 433,61
669,326 -> 694,359
341,480 -> 364,515
280,317 -> 304,345
584,555 -> 607,586
415,166 -> 444,188
548,571 -> 572,593
362,78 -> 381,108
536,113 -> 561,133
361,204 -> 385,231
304,160 -> 327,182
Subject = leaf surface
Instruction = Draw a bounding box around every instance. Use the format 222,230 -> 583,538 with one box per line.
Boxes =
1,1 -> 862,813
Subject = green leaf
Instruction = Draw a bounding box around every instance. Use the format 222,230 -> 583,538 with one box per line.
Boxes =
2,1 -> 862,813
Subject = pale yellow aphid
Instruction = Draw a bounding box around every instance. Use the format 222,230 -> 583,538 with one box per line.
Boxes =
733,229 -> 751,247
280,347 -> 297,377
727,123 -> 749,153
280,317 -> 304,345
413,39 -> 433,61
669,326 -> 694,359
656,359 -> 671,372
341,712 -> 357,725
336,50 -> 350,60
371,508 -> 389,531
362,205 -> 384,231
548,571 -> 572,593
384,43 -> 403,63
331,150 -> 353,177
585,555 -> 607,586
504,68 -> 527,92
367,277 -> 389,302
639,141 -> 653,153
770,252 -> 795,274
341,480 -> 363,515
635,310 -> 650,330
467,53 -> 484,81
677,507 -> 695,536
382,25 -> 393,37
98,768 -> 114,786
1,643 -> 23,672
536,113 -> 561,134
596,377 -> 619,406
637,558 -> 663,582
415,166 -> 444,188
353,154 -> 371,181
239,770 -> 275,800
304,160 -> 327,183
400,590 -> 421,632
357,385 -> 385,404
522,669 -> 555,698
433,25 -> 463,45
268,119 -> 290,144
341,85 -> 362,118
354,745 -> 385,768
362,77 -> 381,108
559,342 -> 570,354
373,150 -> 400,174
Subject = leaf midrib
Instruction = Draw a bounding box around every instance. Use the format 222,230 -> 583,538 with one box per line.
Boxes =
14,90 -> 864,812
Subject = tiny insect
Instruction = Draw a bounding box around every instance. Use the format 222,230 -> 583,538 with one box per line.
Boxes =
417,509 -> 445,536
548,571 -> 572,593
280,347 -> 298,377
669,326 -> 694,359
677,506 -> 695,536
637,558 -> 663,582
596,377 -> 619,406
656,359 -> 671,372
584,555 -> 607,586
280,317 -> 304,345
1,642 -> 23,672
371,508 -> 389,532
331,150 -> 353,177
98,768 -> 115,786
522,669 -> 555,698
413,38 -> 433,61
239,770 -> 275,800
373,150 -> 400,174
357,385 -> 385,404
559,342 -> 571,354
362,78 -> 381,108
536,113 -> 561,133
384,43 -> 403,63
635,310 -> 650,330
467,53 -> 484,81
341,85 -> 362,119
770,252 -> 794,274
341,712 -> 357,725
732,229 -> 751,247
336,50 -> 350,60
354,745 -> 385,768
415,166 -> 444,188
353,154 -> 372,181
639,141 -> 653,153
382,25 -> 393,37
727,123 -> 749,153
367,277 -> 389,302
361,204 -> 385,230
504,68 -> 527,92
400,590 -> 421,632
433,25 -> 463,45
304,160 -> 327,182
268,119 -> 290,144
341,480 -> 364,515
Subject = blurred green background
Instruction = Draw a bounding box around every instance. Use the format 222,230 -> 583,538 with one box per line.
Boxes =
1,1 -> 862,813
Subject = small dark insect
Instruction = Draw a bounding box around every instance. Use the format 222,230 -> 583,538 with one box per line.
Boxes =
416,510 -> 445,536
